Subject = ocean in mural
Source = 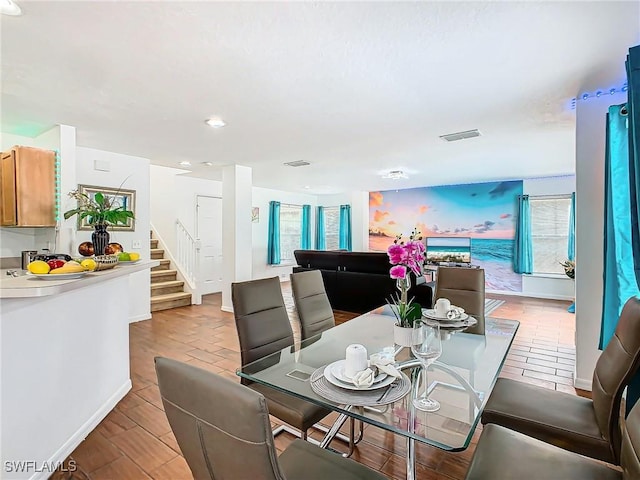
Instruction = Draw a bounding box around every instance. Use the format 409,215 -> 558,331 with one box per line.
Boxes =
369,180 -> 523,292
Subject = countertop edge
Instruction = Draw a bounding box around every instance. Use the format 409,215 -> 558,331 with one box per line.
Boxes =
0,260 -> 160,298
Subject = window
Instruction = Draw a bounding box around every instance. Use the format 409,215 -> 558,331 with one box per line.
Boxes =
530,195 -> 572,275
324,206 -> 340,250
279,204 -> 302,263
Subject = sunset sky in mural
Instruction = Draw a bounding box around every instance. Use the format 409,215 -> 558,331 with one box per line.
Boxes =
369,181 -> 522,240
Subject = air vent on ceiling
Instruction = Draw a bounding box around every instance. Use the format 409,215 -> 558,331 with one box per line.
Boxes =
284,160 -> 311,167
439,129 -> 481,142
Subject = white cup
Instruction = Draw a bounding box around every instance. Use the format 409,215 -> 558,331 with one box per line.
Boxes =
434,298 -> 451,318
344,344 -> 368,378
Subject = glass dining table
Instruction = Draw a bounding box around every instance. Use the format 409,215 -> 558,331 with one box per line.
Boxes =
237,307 -> 519,480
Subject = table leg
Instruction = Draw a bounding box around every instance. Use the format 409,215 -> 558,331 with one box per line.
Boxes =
319,406 -> 352,449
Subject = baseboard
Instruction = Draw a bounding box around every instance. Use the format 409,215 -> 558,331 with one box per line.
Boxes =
221,305 -> 233,313
486,289 -> 573,301
129,312 -> 152,323
574,377 -> 592,391
30,379 -> 131,480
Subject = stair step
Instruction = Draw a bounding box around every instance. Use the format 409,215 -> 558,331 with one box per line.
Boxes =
150,248 -> 164,259
151,269 -> 177,283
151,259 -> 171,271
151,292 -> 192,312
150,280 -> 184,296
150,239 -> 158,249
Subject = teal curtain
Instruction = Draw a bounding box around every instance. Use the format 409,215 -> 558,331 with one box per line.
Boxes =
627,46 -> 640,287
622,45 -> 640,415
301,204 -> 311,249
600,104 -> 640,351
339,204 -> 352,251
568,192 -> 576,261
267,201 -> 281,265
513,195 -> 533,274
315,206 -> 326,250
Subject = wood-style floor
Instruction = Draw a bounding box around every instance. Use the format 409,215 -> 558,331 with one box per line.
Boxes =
55,289 -> 578,480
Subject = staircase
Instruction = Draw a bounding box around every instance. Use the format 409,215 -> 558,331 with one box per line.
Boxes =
150,233 -> 192,312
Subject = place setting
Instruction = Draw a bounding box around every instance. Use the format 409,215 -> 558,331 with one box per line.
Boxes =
310,344 -> 412,406
422,297 -> 478,331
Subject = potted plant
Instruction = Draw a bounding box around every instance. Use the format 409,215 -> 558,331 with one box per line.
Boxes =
387,228 -> 425,346
64,190 -> 134,255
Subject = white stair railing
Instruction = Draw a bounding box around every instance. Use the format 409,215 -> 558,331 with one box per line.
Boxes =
176,220 -> 199,285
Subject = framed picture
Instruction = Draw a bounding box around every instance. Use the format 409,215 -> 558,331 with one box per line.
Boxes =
77,184 -> 136,231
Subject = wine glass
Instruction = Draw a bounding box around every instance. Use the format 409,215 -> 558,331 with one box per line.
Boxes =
411,320 -> 442,412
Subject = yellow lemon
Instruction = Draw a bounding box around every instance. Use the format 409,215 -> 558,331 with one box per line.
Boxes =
27,260 -> 50,274
128,252 -> 140,261
80,259 -> 97,271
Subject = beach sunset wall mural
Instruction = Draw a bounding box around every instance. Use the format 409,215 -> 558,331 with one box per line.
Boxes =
369,180 -> 523,292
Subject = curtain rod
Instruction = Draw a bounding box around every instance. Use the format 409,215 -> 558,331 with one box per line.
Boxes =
529,194 -> 573,199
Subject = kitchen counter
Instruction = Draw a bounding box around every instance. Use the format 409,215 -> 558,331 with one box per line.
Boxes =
0,260 -> 159,298
1,259 -> 159,480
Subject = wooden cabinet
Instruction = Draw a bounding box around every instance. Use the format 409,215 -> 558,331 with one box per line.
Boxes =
0,146 -> 56,227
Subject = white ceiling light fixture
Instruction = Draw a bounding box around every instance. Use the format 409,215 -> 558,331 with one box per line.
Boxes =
382,170 -> 408,180
179,161 -> 191,166
205,116 -> 226,128
1,0 -> 22,15
201,161 -> 214,166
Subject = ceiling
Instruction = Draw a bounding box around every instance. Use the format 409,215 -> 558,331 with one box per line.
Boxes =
2,1 -> 639,194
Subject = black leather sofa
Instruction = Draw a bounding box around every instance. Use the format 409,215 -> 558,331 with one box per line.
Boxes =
293,250 -> 433,313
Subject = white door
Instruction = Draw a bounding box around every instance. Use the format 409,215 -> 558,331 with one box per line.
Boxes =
196,195 -> 223,295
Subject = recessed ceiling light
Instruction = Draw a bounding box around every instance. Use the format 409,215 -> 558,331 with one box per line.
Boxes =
201,162 -> 213,166
179,161 -> 191,166
205,117 -> 226,128
304,185 -> 311,189
1,0 -> 22,15
382,170 -> 408,180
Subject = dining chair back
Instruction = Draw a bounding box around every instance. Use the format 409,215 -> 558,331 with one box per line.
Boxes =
434,266 -> 485,334
290,269 -> 335,340
232,276 -> 294,384
155,357 -> 388,480
482,296 -> 640,464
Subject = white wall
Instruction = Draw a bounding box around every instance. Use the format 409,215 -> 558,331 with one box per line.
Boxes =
574,90 -> 629,390
252,187 -> 317,281
76,146 -> 151,322
519,175 -> 576,300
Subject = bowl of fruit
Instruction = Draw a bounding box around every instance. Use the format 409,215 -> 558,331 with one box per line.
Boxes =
116,251 -> 141,264
27,257 -> 94,280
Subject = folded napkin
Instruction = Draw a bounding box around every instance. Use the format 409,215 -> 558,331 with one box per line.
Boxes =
369,356 -> 402,378
446,306 -> 465,320
351,368 -> 376,388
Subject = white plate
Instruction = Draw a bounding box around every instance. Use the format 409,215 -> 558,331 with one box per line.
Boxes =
424,316 -> 478,330
328,359 -> 387,384
118,259 -> 141,264
27,272 -> 87,280
422,308 -> 469,322
323,361 -> 394,391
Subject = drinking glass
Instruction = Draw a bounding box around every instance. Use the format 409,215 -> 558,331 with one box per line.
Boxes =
411,320 -> 442,412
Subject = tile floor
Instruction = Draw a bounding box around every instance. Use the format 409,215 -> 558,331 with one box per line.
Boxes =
54,288 -> 580,480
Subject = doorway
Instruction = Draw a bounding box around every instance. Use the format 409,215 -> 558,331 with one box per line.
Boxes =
196,195 -> 223,295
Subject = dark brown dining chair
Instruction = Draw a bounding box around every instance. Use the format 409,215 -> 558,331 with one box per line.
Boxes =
290,269 -> 335,341
466,386 -> 640,480
154,357 -> 388,480
481,297 -> 640,464
231,276 -> 330,441
434,266 -> 485,334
